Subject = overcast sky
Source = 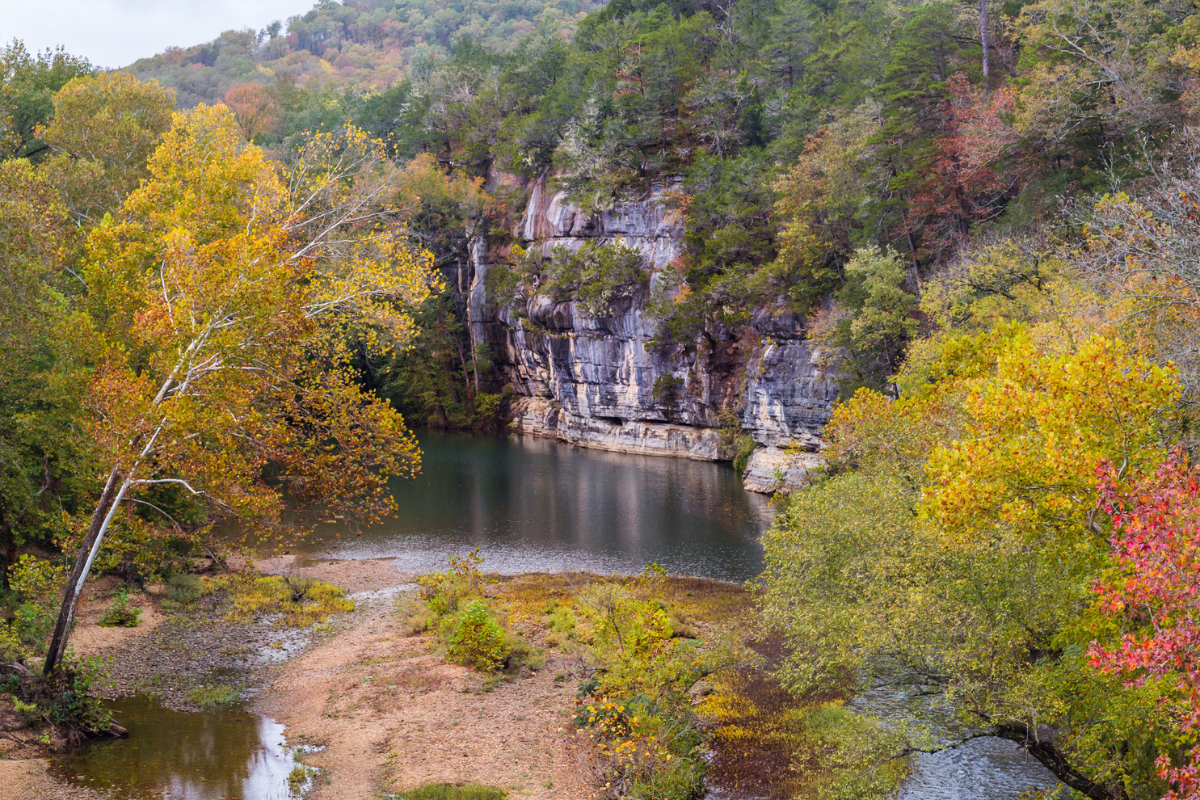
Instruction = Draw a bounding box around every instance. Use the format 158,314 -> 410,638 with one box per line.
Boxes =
1,0 -> 316,69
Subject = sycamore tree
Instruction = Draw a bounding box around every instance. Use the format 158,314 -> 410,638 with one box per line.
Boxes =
42,105 -> 440,675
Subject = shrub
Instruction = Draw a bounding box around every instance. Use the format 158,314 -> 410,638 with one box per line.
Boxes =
418,549 -> 485,617
98,585 -> 142,628
12,656 -> 115,744
447,600 -> 506,673
9,556 -> 66,651
573,579 -> 747,799
503,242 -> 648,318
0,621 -> 28,663
629,757 -> 703,800
14,602 -> 53,648
731,433 -> 756,474
652,374 -> 685,407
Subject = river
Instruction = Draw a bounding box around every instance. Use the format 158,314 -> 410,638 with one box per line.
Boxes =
59,431 -> 1062,799
290,431 -> 774,582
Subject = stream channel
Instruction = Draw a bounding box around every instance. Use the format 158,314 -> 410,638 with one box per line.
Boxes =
55,431 -> 1062,799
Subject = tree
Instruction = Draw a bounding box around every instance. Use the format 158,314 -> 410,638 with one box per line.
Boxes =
0,160 -> 96,589
761,325 -> 1183,800
808,246 -> 919,395
42,106 -> 440,675
1092,454 -> 1200,800
0,41 -> 94,161
772,103 -> 881,303
223,82 -> 281,142
1075,168 -> 1200,424
38,72 -> 176,227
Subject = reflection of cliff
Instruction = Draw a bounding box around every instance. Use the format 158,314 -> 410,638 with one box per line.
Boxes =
297,433 -> 772,581
465,173 -> 839,493
53,695 -> 293,800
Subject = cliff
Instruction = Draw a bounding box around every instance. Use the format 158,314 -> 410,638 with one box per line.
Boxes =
466,174 -> 840,493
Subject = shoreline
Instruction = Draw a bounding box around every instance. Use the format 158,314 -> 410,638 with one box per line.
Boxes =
1,558 -> 777,800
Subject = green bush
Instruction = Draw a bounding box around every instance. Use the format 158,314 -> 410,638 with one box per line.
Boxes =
629,757 -> 703,800
503,242 -> 648,318
14,602 -> 53,648
418,549 -> 485,617
0,621 -> 28,663
98,586 -> 141,628
16,656 -> 115,742
652,374 -> 685,407
447,600 -> 506,673
732,433 -> 756,474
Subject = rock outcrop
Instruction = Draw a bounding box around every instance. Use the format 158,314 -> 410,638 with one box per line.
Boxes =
466,173 -> 840,492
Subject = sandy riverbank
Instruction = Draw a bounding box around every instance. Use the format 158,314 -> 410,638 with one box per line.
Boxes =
0,558 -> 600,800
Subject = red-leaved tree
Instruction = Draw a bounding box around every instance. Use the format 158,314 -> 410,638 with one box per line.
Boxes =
1093,454 -> 1200,800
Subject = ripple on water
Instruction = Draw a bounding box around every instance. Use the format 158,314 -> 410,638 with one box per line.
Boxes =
899,737 -> 1064,800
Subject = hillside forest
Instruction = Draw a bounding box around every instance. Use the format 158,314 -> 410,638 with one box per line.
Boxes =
5,0 -> 1200,798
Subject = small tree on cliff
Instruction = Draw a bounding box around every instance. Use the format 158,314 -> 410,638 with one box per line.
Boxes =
42,105 -> 440,675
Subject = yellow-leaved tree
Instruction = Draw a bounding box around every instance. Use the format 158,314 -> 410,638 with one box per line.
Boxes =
43,105 -> 440,674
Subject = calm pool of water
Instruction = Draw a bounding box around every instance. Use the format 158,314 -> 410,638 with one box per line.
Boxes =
292,431 -> 774,582
52,696 -> 299,800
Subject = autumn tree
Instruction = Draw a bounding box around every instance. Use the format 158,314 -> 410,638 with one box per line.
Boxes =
761,324 -> 1182,799
1092,454 -> 1200,800
223,82 -> 281,142
38,72 -> 175,227
42,106 -> 440,675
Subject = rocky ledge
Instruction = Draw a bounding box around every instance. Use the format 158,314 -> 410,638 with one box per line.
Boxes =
469,172 -> 838,493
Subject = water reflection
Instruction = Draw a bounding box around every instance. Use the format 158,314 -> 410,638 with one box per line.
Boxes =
54,696 -> 296,800
294,432 -> 774,582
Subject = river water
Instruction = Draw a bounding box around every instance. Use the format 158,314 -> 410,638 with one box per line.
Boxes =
292,431 -> 774,582
58,431 -> 1062,799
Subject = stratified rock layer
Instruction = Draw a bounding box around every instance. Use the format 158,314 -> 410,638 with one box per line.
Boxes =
467,173 -> 840,491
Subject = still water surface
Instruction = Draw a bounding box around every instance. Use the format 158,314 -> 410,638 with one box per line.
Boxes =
294,431 -> 774,582
53,696 -> 298,800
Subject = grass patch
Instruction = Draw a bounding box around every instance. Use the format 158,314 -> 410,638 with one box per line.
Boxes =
393,784 -> 506,800
208,574 -> 355,627
184,684 -> 243,709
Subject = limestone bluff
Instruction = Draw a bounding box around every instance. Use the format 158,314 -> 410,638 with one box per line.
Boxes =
458,172 -> 838,494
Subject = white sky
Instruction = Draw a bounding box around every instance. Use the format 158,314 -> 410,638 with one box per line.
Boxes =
1,0 -> 317,69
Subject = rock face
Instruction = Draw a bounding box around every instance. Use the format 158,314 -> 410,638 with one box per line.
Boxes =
467,173 -> 840,491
